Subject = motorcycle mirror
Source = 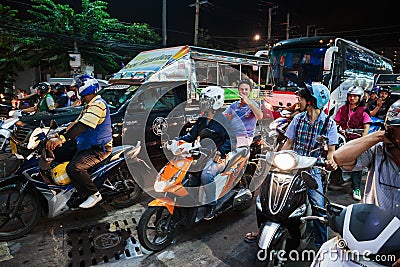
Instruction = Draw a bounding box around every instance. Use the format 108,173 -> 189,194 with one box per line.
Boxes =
49,120 -> 59,130
301,171 -> 319,190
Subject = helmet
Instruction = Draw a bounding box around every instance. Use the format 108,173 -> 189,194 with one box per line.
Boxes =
200,86 -> 224,112
385,99 -> 400,126
297,83 -> 330,109
74,74 -> 100,97
378,85 -> 392,95
34,82 -> 50,95
347,85 -> 364,100
53,83 -> 64,91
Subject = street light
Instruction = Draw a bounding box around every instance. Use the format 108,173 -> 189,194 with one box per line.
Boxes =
254,34 -> 261,41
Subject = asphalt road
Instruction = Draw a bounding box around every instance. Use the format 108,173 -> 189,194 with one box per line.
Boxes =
0,180 -> 362,267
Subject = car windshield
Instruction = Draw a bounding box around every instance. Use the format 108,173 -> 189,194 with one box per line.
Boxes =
98,84 -> 138,112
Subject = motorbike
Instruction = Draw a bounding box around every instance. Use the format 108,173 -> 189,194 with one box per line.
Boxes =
137,134 -> 254,252
0,120 -> 145,241
254,136 -> 331,266
0,110 -> 32,152
302,172 -> 400,267
369,116 -> 385,133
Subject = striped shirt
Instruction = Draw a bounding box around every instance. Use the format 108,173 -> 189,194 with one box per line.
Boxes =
75,95 -> 112,147
285,111 -> 338,158
354,143 -> 400,218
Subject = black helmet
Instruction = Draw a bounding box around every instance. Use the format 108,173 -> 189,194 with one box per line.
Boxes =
53,83 -> 64,91
385,99 -> 400,126
378,85 -> 392,95
34,82 -> 50,95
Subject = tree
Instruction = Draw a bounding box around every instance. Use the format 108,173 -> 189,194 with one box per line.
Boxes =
25,0 -> 161,76
0,4 -> 29,94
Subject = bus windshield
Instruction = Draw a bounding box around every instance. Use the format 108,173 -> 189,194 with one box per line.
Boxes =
270,47 -> 327,92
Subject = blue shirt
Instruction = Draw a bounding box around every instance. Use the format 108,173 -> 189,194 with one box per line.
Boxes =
285,111 -> 338,158
225,100 -> 258,138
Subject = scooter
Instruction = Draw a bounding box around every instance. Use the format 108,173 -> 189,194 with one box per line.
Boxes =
302,172 -> 400,267
0,120 -> 145,241
254,136 -> 331,266
137,135 -> 253,252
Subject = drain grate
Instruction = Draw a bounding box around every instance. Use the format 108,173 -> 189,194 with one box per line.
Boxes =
66,218 -> 142,266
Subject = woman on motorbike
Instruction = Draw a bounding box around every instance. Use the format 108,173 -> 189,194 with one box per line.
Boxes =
179,86 -> 233,220
334,85 -> 371,201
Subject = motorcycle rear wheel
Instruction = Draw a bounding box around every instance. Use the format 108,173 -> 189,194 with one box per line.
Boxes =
137,206 -> 179,251
0,186 -> 41,241
109,164 -> 143,208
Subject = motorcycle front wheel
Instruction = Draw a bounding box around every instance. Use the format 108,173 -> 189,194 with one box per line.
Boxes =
137,206 -> 179,251
0,186 -> 41,241
108,163 -> 143,208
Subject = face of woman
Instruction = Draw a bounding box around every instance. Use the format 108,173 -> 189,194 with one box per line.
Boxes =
347,94 -> 360,105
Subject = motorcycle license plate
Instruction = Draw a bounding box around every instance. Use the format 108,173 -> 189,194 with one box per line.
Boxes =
10,140 -> 17,154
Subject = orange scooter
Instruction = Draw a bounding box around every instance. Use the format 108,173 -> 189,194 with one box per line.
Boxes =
137,138 -> 253,251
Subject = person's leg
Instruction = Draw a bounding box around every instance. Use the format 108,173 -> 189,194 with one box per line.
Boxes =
200,158 -> 226,219
66,148 -> 111,203
351,170 -> 363,200
307,173 -> 327,248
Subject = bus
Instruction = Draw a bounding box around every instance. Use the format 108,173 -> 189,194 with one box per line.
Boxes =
260,36 -> 393,115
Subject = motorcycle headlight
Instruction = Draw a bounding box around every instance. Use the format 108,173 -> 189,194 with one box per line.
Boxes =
273,152 -> 297,170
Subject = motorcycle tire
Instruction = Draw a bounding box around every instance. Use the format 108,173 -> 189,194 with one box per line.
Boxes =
109,164 -> 143,208
0,186 -> 41,241
137,206 -> 179,251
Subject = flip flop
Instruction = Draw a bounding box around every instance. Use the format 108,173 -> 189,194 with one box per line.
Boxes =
244,231 -> 258,243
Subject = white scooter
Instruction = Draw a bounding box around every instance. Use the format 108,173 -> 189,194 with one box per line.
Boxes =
301,172 -> 400,267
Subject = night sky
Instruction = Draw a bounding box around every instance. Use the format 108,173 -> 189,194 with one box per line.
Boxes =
4,0 -> 400,49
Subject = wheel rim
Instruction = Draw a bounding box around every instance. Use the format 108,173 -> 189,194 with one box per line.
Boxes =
110,167 -> 141,205
145,208 -> 173,246
0,190 -> 38,232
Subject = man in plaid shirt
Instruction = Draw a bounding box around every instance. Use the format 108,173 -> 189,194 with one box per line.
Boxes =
281,83 -> 338,249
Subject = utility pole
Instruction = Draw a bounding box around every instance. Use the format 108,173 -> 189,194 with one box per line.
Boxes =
314,27 -> 323,36
189,0 -> 208,46
286,12 -> 290,40
162,0 -> 167,46
267,4 -> 278,45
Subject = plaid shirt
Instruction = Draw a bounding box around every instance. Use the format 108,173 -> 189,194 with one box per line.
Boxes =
285,111 -> 338,158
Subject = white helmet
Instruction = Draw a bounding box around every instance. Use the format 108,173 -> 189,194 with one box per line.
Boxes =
347,85 -> 364,100
200,86 -> 224,112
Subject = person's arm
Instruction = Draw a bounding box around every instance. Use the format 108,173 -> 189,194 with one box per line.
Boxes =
369,98 -> 382,117
326,145 -> 337,170
46,96 -> 55,110
362,123 -> 370,137
46,122 -> 88,150
333,130 -> 385,170
240,94 -> 263,120
281,138 -> 294,151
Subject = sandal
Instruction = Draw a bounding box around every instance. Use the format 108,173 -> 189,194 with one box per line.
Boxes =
244,231 -> 259,243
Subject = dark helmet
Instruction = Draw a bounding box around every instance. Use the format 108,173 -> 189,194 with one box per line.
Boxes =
385,99 -> 400,126
378,85 -> 392,95
53,83 -> 64,91
34,82 -> 51,96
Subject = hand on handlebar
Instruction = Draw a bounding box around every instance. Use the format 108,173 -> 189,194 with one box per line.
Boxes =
325,159 -> 338,171
46,137 -> 63,151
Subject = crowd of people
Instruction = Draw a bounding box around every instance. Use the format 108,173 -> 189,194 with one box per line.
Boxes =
12,81 -> 81,111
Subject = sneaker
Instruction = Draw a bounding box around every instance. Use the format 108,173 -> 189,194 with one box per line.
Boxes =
352,189 -> 362,201
79,192 -> 102,209
203,206 -> 216,220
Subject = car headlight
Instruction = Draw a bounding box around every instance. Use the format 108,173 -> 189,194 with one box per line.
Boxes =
273,151 -> 297,170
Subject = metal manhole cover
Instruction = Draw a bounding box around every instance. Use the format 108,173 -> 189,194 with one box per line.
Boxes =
66,219 -> 142,266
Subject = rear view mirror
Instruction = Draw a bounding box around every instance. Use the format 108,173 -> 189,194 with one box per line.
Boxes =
301,171 -> 319,190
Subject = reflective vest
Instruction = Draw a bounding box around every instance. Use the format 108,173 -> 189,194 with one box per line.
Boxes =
76,98 -> 112,151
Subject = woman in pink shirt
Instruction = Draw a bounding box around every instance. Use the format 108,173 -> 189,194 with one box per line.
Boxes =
334,86 -> 371,201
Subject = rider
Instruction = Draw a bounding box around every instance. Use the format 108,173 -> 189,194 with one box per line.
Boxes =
224,79 -> 263,147
334,85 -> 371,201
46,75 -> 112,209
53,83 -> 71,108
333,99 -> 400,219
281,83 -> 338,249
179,86 -> 232,220
24,82 -> 55,112
368,85 -> 395,121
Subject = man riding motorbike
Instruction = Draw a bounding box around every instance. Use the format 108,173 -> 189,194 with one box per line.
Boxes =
24,82 -> 55,112
46,75 -> 112,209
179,86 -> 233,220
